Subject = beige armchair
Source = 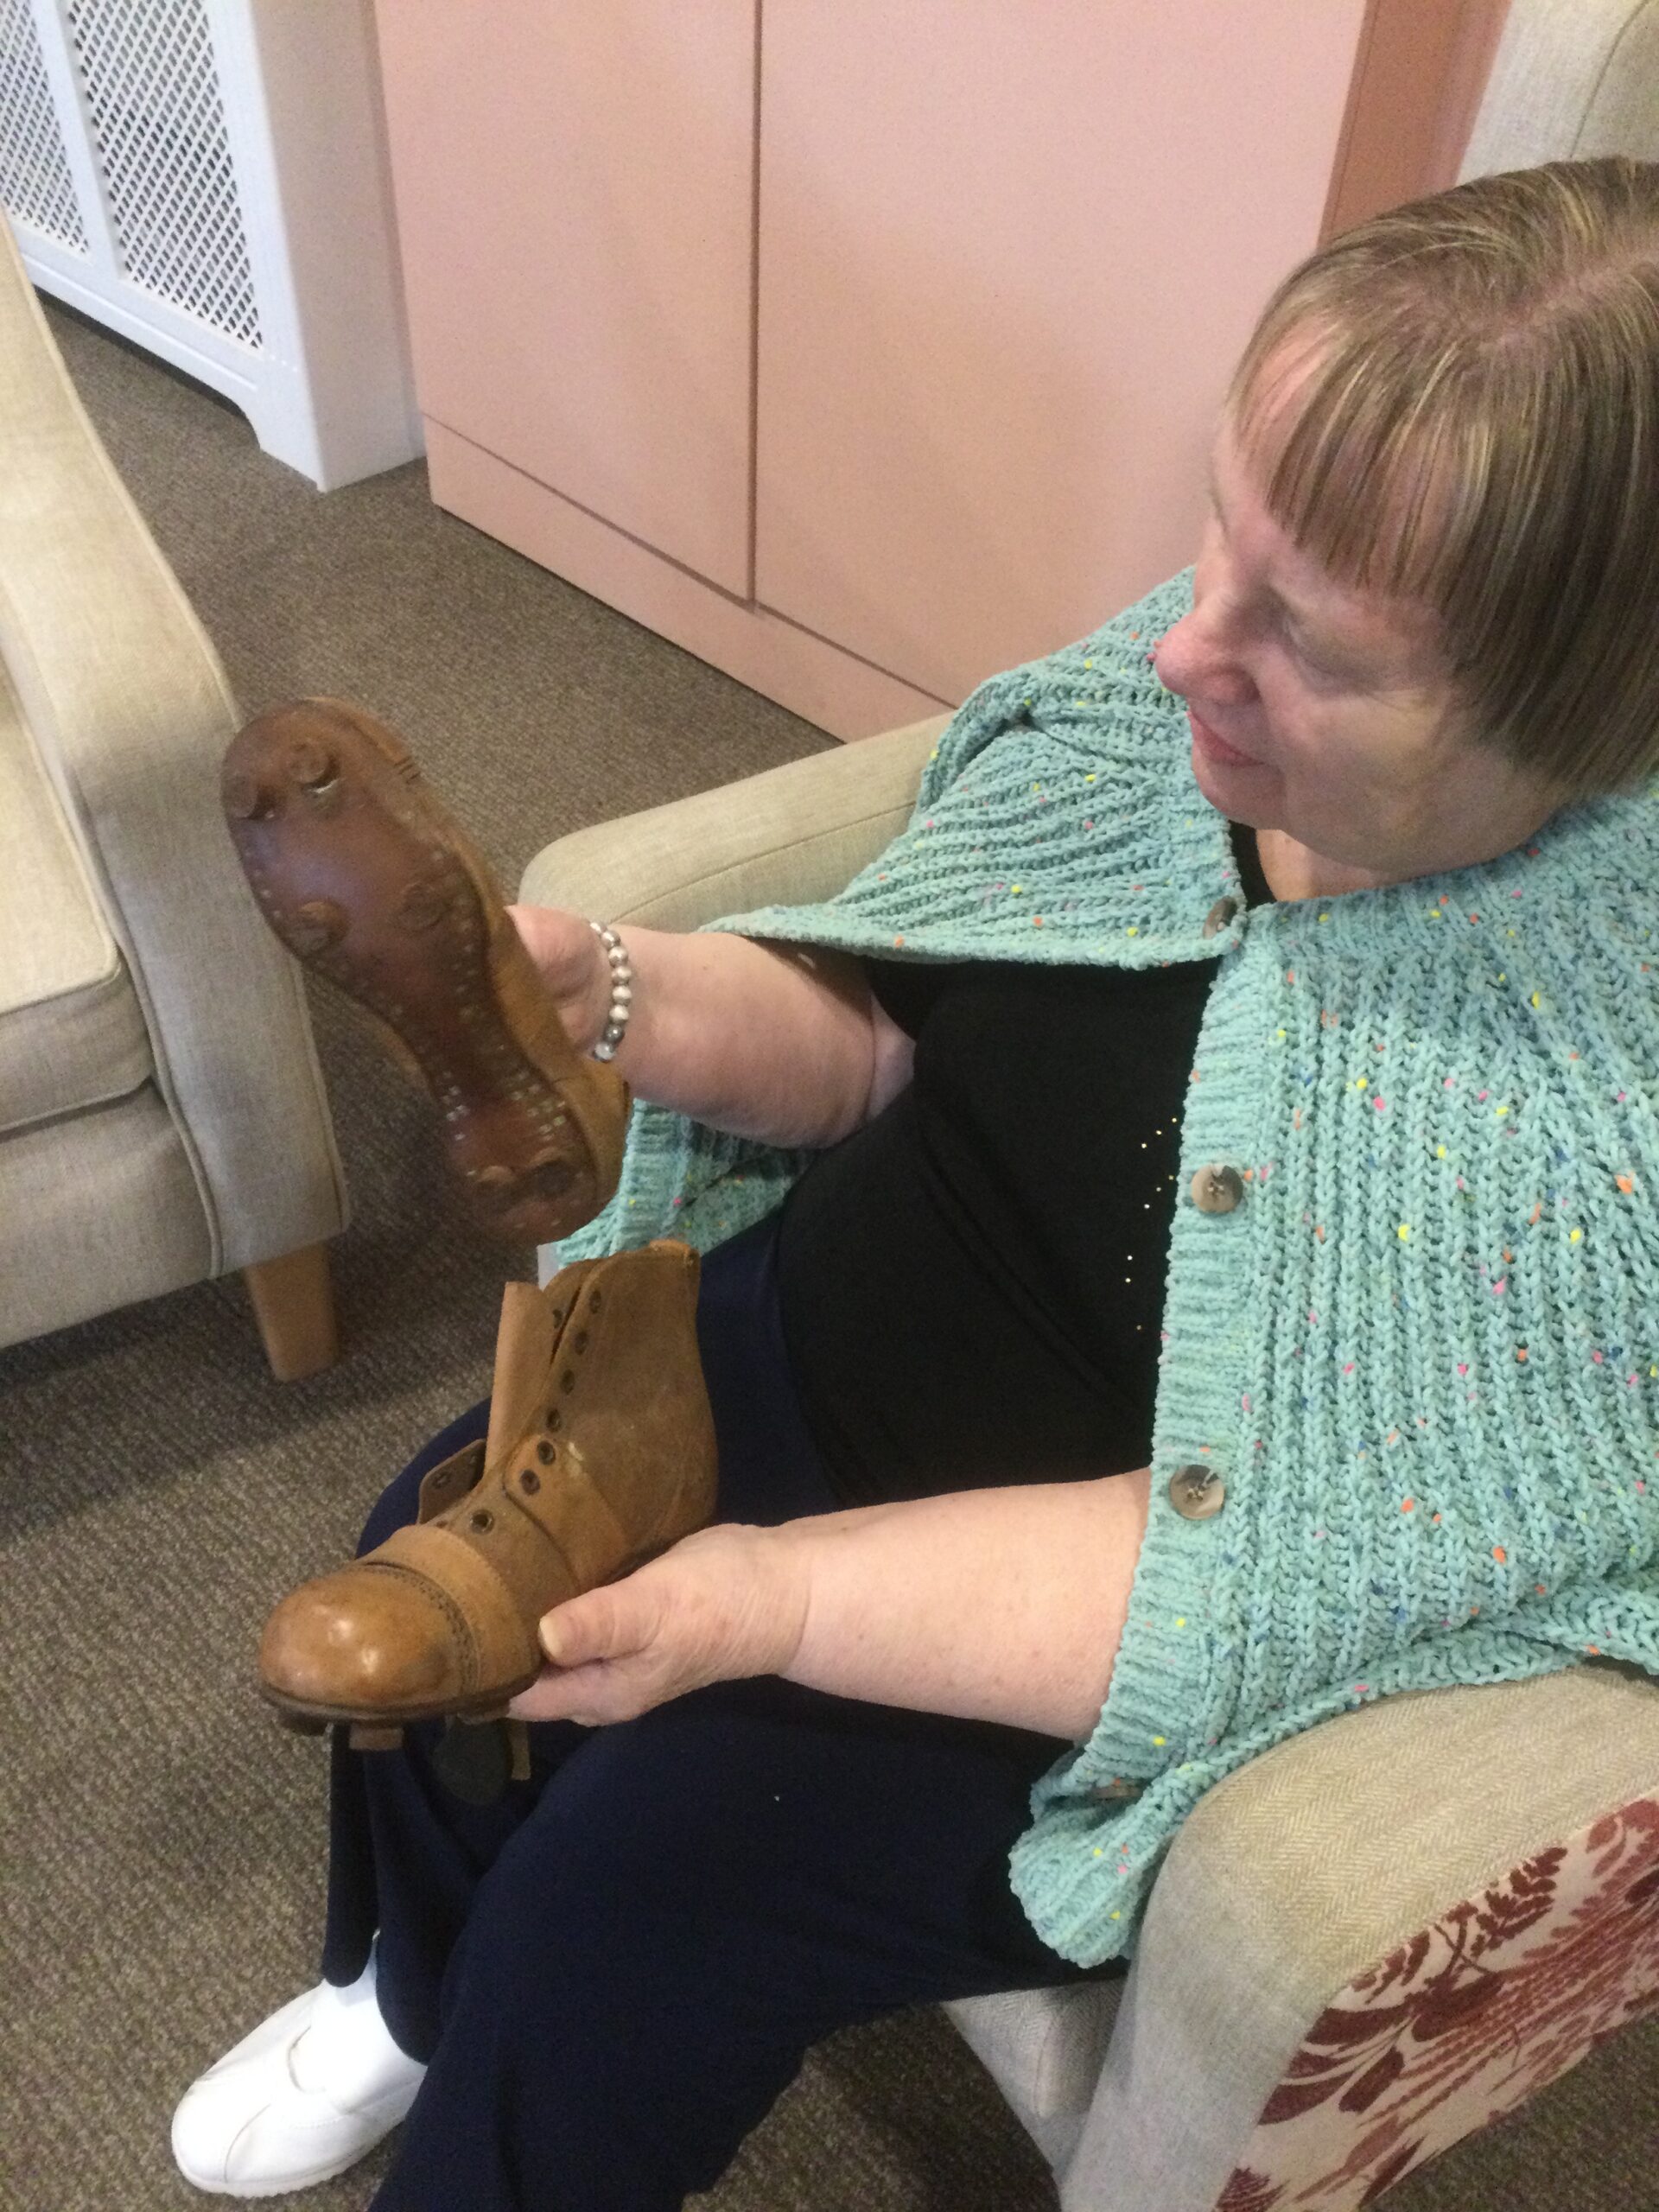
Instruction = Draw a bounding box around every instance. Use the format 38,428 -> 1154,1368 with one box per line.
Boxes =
522,721 -> 1659,2209
0,213 -> 346,1377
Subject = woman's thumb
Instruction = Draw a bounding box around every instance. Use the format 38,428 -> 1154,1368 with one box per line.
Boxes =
538,1581 -> 645,1668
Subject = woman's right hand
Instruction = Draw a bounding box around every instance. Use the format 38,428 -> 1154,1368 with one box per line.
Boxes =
506,903 -> 614,1053
504,903 -> 913,1147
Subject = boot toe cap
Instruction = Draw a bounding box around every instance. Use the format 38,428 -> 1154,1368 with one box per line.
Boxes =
260,1566 -> 462,1716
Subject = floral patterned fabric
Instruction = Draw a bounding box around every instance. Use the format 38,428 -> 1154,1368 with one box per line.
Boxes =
1217,1792 -> 1659,2209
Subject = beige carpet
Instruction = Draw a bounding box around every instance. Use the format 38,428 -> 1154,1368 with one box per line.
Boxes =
2,304 -> 1655,2212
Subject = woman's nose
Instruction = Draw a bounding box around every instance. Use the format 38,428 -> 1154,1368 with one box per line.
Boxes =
1155,608 -> 1255,708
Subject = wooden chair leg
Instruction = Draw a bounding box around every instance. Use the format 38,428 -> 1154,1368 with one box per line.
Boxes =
242,1241 -> 340,1381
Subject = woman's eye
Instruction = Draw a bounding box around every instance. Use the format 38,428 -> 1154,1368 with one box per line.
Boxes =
1284,626 -> 1341,682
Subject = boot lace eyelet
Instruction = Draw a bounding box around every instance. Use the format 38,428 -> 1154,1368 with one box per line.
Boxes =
573,1331 -> 589,1354
546,1408 -> 563,1429
537,1440 -> 556,1464
520,1470 -> 540,1495
588,1291 -> 602,1313
469,1508 -> 495,1533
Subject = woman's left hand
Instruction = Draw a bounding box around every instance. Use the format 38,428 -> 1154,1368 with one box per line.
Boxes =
506,1522 -> 810,1726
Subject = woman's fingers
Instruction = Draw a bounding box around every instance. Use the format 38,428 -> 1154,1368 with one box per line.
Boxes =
504,903 -> 613,1047
503,1526 -> 811,1727
507,1655 -> 660,1727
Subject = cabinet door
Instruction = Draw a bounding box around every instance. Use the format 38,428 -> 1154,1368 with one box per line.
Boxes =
376,0 -> 756,595
755,0 -> 1368,703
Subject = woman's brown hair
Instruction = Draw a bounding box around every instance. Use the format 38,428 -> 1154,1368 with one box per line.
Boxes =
1229,157 -> 1659,799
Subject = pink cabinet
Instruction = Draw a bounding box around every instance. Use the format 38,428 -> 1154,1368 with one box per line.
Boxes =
374,1 -> 756,595
753,0 -> 1367,707
375,1 -> 1500,737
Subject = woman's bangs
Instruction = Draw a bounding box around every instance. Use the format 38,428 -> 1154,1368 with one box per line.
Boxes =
1230,325 -> 1480,616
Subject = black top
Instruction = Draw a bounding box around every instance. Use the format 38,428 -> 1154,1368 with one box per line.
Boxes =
775,821 -> 1273,1503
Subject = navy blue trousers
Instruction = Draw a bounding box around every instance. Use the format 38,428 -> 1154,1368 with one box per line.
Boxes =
321,1218 -> 1122,2212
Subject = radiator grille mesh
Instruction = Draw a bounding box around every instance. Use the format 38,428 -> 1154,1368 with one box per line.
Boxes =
0,0 -> 88,251
66,0 -> 261,346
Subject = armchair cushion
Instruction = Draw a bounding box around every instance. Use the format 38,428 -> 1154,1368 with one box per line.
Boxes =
0,664 -> 149,1135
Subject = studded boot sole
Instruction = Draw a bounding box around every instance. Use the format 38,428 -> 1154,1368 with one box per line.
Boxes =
221,697 -> 629,1245
258,1240 -> 716,1737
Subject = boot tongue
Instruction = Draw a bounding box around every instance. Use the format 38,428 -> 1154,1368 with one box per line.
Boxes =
484,1281 -> 563,1469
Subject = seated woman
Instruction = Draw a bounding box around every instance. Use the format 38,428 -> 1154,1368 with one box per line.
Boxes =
173,157 -> 1659,2209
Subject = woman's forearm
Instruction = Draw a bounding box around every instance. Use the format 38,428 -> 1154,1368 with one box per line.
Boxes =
509,906 -> 914,1147
514,1466 -> 1153,1736
774,1469 -> 1152,1739
615,927 -> 888,1144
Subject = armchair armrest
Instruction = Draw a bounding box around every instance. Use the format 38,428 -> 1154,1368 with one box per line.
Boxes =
518,717 -> 946,928
0,217 -> 345,1276
1056,1662 -> 1659,2209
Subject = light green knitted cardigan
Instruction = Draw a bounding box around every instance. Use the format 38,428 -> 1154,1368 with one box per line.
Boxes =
562,570 -> 1659,1966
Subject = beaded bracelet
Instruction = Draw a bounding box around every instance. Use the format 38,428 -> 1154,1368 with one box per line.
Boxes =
586,921 -> 633,1061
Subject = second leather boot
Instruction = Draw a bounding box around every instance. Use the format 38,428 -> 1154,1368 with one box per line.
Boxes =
259,1241 -> 716,1738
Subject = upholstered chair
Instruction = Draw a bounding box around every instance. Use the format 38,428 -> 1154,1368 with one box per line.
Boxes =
0,213 -> 346,1378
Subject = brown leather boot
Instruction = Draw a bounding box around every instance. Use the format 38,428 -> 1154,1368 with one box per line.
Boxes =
221,697 -> 629,1244
259,1241 -> 715,1739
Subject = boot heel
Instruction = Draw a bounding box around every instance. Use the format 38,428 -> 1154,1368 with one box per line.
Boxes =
506,1719 -> 532,1783
347,1722 -> 405,1752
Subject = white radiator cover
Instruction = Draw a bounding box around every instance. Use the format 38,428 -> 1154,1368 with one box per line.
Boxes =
0,0 -> 422,487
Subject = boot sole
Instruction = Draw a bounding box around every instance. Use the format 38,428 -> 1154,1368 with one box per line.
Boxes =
262,1679 -> 537,1735
221,698 -> 627,1244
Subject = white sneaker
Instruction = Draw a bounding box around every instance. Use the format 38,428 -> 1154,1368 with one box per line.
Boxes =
170,1957 -> 426,2197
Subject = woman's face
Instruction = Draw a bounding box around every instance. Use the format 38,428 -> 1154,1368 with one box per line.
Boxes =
1154,417 -> 1553,881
